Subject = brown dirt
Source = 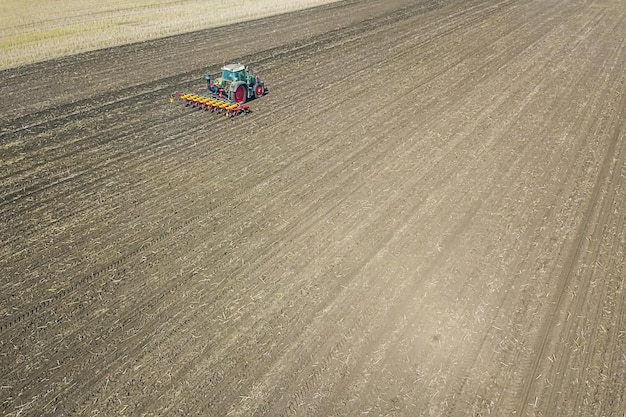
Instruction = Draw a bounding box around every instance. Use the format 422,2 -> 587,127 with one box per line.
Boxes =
1,0 -> 625,416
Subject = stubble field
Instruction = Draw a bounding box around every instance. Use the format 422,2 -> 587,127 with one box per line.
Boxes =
1,0 -> 625,416
0,0 -> 341,69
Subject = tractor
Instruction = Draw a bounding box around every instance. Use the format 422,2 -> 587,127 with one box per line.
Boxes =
205,63 -> 265,104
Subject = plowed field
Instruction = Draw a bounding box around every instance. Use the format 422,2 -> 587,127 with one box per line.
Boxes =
1,0 -> 625,416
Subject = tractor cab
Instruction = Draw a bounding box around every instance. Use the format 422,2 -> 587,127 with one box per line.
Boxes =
221,63 -> 246,82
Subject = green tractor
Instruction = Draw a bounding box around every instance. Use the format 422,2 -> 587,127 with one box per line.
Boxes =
205,63 -> 266,104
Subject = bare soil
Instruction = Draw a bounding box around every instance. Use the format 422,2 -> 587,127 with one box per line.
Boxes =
1,0 -> 625,416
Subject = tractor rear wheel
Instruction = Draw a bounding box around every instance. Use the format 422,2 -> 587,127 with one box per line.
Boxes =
232,84 -> 246,104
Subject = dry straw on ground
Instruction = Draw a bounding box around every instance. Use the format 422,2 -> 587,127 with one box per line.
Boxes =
0,0 -> 339,70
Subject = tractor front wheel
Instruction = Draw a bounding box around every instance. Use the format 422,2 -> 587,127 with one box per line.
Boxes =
254,83 -> 265,99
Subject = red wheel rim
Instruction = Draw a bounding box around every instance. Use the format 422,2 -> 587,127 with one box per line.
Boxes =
234,85 -> 246,104
255,84 -> 264,98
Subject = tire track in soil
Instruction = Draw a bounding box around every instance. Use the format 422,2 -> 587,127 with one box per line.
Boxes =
535,69 -> 624,417
224,4 -> 572,415
526,32 -> 626,415
202,7 -> 564,416
321,20 -> 582,417
444,6 -> 626,415
504,9 -> 626,415
251,2 -> 620,412
519,102 -> 623,414
327,1 -> 573,412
